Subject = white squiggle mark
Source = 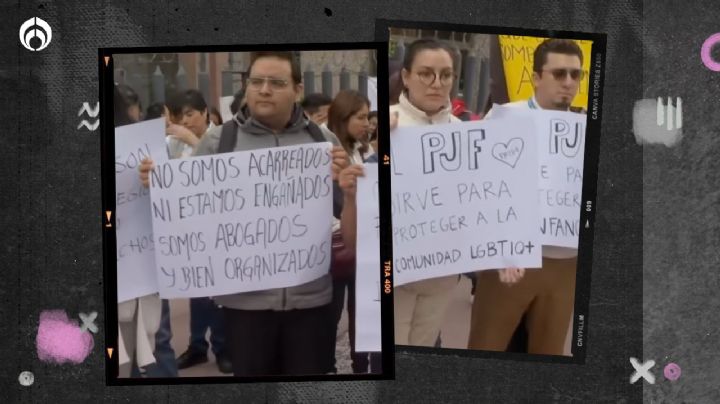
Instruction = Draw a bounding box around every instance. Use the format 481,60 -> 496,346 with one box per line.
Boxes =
78,102 -> 99,117
77,120 -> 99,131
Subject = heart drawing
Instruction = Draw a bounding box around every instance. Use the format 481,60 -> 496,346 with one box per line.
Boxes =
491,138 -> 524,168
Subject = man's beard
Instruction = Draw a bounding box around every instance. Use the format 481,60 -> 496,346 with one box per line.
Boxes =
553,99 -> 572,111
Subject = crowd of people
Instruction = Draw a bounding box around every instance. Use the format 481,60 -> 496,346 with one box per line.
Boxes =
114,51 -> 381,378
113,37 -> 585,378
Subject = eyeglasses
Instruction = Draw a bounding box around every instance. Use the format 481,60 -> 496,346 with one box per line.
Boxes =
542,68 -> 585,81
414,70 -> 455,86
247,76 -> 290,91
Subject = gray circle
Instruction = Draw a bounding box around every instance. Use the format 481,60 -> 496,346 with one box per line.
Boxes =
18,371 -> 34,386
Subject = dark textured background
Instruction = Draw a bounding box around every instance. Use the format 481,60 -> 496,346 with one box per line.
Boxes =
1,1 -> 647,402
642,1 -> 720,403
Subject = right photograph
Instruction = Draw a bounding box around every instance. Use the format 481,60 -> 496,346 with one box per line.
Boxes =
375,21 -> 606,359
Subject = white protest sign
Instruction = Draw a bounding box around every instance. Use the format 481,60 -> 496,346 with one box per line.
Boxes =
488,105 -> 586,248
390,120 -> 542,286
219,95 -> 235,123
355,163 -> 381,352
367,76 -> 378,112
537,110 -> 586,248
148,142 -> 334,299
115,118 -> 167,302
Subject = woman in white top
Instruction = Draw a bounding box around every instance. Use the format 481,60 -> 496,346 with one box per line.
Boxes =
387,39 -> 465,347
336,39 -> 523,349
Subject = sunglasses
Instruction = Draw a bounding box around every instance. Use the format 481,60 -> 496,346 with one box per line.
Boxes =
543,68 -> 585,81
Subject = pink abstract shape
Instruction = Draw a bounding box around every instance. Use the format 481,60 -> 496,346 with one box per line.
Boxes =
701,33 -> 720,72
36,310 -> 94,364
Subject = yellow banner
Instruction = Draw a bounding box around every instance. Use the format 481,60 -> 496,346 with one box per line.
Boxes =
498,35 -> 593,109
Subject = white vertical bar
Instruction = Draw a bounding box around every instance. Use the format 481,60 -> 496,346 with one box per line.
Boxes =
657,97 -> 664,126
675,97 -> 683,129
666,96 -> 673,130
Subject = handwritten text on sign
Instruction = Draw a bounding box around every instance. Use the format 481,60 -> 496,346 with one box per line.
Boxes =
538,110 -> 586,248
390,120 -> 542,286
355,164 -> 382,352
489,106 -> 586,248
115,118 -> 166,302
148,143 -> 334,299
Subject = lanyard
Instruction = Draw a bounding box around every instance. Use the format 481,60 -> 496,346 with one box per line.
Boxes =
527,97 -> 538,110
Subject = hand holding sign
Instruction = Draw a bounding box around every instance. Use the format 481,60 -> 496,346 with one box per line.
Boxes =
166,124 -> 200,148
331,145 -> 350,181
139,157 -> 154,188
338,164 -> 365,199
498,267 -> 525,285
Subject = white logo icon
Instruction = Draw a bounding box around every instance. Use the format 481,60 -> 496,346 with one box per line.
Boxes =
629,357 -> 656,384
656,97 -> 682,130
19,17 -> 52,51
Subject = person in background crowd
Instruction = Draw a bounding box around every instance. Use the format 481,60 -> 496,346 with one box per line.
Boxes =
388,71 -> 404,106
331,110 -> 400,373
144,102 -> 165,121
330,90 -> 374,163
161,89 -> 233,373
229,88 -> 246,116
209,106 -> 223,126
327,89 -> 372,373
301,93 -> 333,126
367,111 -> 378,153
116,84 -> 143,122
141,51 -> 350,376
469,38 -> 585,355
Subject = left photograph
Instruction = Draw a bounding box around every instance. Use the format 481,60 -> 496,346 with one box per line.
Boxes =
100,43 -> 391,383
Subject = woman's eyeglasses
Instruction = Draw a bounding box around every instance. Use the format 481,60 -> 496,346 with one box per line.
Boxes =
247,77 -> 290,91
415,70 -> 455,86
543,68 -> 585,81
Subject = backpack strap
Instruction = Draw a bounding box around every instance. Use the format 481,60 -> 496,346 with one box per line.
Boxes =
307,121 -> 329,143
220,118 -> 326,153
218,119 -> 239,153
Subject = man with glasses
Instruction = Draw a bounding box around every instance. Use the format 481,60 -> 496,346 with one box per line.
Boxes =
156,51 -> 348,376
468,38 -> 585,356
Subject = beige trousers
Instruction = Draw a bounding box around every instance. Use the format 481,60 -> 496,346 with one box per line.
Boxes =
394,275 -> 459,346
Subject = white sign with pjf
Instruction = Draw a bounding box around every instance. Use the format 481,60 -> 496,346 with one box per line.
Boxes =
389,119 -> 542,286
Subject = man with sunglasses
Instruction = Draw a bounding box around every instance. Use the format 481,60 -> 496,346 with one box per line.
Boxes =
469,38 -> 584,356
502,38 -> 586,113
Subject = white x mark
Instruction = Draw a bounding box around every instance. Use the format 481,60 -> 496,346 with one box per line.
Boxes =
79,311 -> 98,333
630,357 -> 655,384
